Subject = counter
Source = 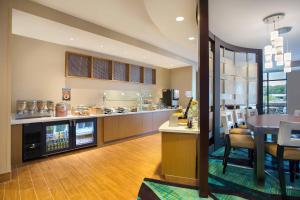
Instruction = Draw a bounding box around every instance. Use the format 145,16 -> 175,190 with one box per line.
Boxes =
159,121 -> 199,134
11,109 -> 176,125
159,120 -> 199,185
11,109 -> 176,168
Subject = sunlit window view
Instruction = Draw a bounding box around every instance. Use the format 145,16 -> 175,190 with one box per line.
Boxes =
263,71 -> 287,114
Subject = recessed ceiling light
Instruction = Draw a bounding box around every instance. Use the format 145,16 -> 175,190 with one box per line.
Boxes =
69,37 -> 75,41
176,16 -> 184,22
188,37 -> 195,41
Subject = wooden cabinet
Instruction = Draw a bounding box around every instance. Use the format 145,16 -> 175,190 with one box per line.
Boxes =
161,132 -> 198,185
141,113 -> 153,133
103,116 -> 120,142
119,114 -> 138,138
66,52 -> 92,78
153,111 -> 172,131
103,111 -> 174,143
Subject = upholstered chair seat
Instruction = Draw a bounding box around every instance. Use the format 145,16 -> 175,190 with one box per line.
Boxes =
230,134 -> 254,149
266,143 -> 300,161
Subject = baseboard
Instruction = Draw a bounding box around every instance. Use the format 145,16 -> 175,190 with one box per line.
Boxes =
164,174 -> 198,186
0,172 -> 11,183
103,131 -> 158,145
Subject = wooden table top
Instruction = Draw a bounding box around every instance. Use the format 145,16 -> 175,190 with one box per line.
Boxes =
247,114 -> 300,129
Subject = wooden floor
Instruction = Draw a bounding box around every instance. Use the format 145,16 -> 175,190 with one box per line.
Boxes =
0,134 -> 162,200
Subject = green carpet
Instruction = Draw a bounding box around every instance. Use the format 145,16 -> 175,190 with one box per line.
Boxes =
138,148 -> 300,200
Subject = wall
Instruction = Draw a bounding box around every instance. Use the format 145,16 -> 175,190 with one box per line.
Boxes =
287,70 -> 300,114
0,0 -> 12,176
11,35 -> 171,112
170,66 -> 193,107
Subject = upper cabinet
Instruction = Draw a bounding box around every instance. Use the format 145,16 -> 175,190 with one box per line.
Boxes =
113,62 -> 129,82
65,51 -> 156,84
144,67 -> 156,85
130,64 -> 143,83
92,57 -> 112,80
65,52 -> 92,78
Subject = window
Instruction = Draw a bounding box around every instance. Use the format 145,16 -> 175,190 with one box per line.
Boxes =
263,71 -> 287,114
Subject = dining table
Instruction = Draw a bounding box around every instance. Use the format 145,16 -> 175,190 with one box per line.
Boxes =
247,114 -> 300,185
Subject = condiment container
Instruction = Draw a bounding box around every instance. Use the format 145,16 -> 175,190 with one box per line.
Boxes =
55,102 -> 67,117
27,100 -> 37,113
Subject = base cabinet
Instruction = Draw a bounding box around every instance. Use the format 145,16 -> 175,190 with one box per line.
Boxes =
161,132 -> 198,185
103,116 -> 120,142
103,111 -> 174,143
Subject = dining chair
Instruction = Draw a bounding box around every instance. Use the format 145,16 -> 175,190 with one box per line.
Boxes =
246,108 -> 258,119
221,110 -> 254,174
265,121 -> 300,199
233,109 -> 247,129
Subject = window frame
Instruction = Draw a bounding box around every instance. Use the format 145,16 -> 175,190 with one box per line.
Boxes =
263,71 -> 287,114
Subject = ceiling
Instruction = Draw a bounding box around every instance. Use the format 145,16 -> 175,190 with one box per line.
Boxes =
28,0 -> 196,66
21,0 -> 300,64
209,0 -> 300,60
12,9 -> 190,68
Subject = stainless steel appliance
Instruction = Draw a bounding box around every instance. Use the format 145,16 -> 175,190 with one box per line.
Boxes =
162,89 -> 179,108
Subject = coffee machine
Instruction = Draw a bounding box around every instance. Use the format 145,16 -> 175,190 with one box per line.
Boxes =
162,89 -> 179,108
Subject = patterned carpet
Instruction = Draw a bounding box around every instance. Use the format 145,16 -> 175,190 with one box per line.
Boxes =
138,147 -> 300,200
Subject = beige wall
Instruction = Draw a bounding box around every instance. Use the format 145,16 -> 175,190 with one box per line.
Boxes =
0,0 -> 12,175
170,66 -> 193,107
11,35 -> 171,112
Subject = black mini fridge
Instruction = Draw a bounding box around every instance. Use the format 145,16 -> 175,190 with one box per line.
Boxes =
23,118 -> 97,161
73,118 -> 97,149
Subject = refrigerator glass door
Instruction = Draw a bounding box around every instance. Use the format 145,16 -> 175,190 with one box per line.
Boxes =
46,124 -> 70,153
75,121 -> 95,146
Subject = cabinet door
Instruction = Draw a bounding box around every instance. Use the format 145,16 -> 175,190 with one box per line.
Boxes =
119,115 -> 132,138
119,114 -> 142,138
103,116 -> 120,142
153,111 -> 173,131
152,112 -> 164,131
141,113 -> 153,133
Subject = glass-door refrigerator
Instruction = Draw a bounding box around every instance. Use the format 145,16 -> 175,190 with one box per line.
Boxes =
73,118 -> 97,148
44,121 -> 71,155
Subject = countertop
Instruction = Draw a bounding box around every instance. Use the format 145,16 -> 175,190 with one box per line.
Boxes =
159,121 -> 199,134
11,109 -> 176,125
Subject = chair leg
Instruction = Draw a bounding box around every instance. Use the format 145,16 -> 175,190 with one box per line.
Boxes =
289,160 -> 295,183
223,143 -> 231,174
248,149 -> 254,168
295,161 -> 299,180
277,146 -> 286,199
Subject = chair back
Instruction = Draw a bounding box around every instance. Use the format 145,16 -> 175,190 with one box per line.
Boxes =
246,108 -> 258,119
294,109 -> 300,117
277,121 -> 300,147
233,109 -> 246,126
221,110 -> 235,134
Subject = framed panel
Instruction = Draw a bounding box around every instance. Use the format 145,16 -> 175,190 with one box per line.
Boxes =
130,64 -> 143,83
113,62 -> 129,81
66,52 -> 92,78
144,67 -> 152,84
92,58 -> 112,80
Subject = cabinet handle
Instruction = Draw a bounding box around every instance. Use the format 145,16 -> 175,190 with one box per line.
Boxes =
73,120 -> 76,127
69,120 -> 72,126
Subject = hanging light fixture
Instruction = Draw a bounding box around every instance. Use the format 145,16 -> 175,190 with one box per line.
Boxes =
263,13 -> 293,73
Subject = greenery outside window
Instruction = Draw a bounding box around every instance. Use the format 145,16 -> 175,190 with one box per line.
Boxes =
263,71 -> 287,114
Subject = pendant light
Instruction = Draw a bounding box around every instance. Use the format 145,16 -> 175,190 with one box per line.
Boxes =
263,13 -> 293,73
